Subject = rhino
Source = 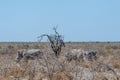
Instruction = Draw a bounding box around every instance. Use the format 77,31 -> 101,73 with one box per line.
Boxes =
65,49 -> 98,62
15,49 -> 43,63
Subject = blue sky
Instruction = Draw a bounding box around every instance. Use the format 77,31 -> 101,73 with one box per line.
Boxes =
0,0 -> 120,42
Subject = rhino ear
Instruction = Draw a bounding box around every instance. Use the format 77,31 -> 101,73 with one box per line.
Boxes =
18,50 -> 21,55
18,50 -> 23,56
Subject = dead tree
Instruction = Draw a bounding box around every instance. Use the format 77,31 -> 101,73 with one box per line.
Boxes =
38,27 -> 65,58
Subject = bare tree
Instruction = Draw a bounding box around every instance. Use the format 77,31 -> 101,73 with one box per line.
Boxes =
38,27 -> 65,58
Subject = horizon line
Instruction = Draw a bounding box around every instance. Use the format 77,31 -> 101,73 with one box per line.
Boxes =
0,41 -> 120,43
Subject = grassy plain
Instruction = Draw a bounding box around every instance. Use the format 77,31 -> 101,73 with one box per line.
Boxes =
0,42 -> 120,80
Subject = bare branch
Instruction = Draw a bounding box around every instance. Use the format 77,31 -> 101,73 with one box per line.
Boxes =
38,27 -> 65,58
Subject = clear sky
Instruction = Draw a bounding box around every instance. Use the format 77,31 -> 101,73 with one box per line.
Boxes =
0,0 -> 120,42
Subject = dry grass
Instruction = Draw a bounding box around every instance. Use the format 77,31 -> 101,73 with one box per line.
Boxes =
0,42 -> 120,80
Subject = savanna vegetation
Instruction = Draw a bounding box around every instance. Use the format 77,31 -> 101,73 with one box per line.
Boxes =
0,42 -> 120,80
0,28 -> 120,80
